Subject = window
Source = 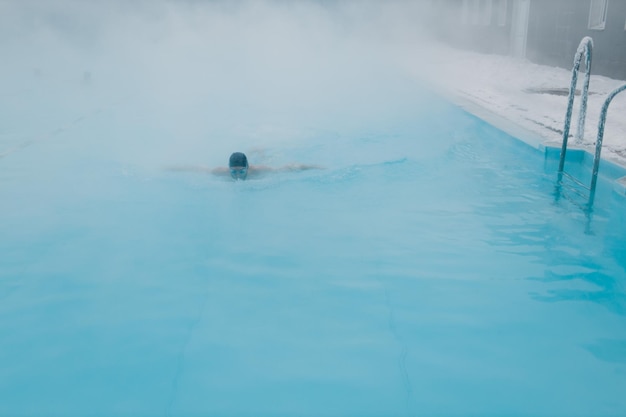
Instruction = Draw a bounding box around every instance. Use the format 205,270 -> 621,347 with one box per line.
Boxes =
480,0 -> 493,26
496,0 -> 508,26
471,0 -> 481,25
462,0 -> 470,24
588,0 -> 608,30
461,0 -> 479,25
463,0 -> 493,26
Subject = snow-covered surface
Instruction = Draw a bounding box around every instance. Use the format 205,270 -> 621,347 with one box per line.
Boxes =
404,43 -> 626,167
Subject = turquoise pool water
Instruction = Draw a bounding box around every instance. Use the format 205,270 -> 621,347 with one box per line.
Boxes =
1,78 -> 626,417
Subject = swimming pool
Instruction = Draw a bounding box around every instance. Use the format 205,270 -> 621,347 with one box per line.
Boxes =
1,76 -> 626,417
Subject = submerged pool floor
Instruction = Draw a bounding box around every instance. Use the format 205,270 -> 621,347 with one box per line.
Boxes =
1,84 -> 626,417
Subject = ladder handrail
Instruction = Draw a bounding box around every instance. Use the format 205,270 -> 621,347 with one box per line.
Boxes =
558,37 -> 593,178
588,83 -> 626,208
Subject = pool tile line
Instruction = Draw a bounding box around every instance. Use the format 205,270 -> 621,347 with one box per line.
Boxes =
380,282 -> 414,416
165,283 -> 211,417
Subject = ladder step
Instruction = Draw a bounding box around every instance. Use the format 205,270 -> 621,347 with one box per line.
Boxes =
561,189 -> 588,211
562,171 -> 590,190
563,184 -> 589,200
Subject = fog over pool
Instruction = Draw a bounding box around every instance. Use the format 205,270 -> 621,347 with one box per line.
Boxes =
0,0 -> 441,170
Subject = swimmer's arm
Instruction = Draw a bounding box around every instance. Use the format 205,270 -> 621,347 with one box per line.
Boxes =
249,165 -> 274,173
249,164 -> 322,174
164,165 -> 229,176
210,167 -> 230,176
278,164 -> 323,172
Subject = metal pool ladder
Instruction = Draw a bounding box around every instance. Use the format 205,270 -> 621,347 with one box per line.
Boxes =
556,37 -> 593,209
557,36 -> 626,211
588,83 -> 626,207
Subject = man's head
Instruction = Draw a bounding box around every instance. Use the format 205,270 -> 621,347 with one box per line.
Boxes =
229,152 -> 248,180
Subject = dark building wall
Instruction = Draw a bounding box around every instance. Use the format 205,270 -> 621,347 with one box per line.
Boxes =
527,0 -> 626,80
432,0 -> 626,80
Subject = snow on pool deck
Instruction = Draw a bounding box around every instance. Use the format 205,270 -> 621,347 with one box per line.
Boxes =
403,43 -> 626,168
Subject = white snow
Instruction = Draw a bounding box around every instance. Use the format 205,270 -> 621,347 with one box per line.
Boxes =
401,42 -> 626,167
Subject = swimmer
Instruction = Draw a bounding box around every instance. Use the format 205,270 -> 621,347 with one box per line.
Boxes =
166,151 -> 321,180
211,151 -> 251,180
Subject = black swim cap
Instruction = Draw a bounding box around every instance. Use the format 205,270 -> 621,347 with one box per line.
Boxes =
229,152 -> 248,168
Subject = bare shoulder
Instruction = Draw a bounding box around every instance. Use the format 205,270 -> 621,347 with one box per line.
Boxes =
210,167 -> 230,175
249,165 -> 275,173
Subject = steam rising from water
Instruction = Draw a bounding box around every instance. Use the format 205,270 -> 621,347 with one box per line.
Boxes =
0,1 -> 436,169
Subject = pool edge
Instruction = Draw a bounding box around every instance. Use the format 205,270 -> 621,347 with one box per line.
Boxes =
446,91 -> 626,199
